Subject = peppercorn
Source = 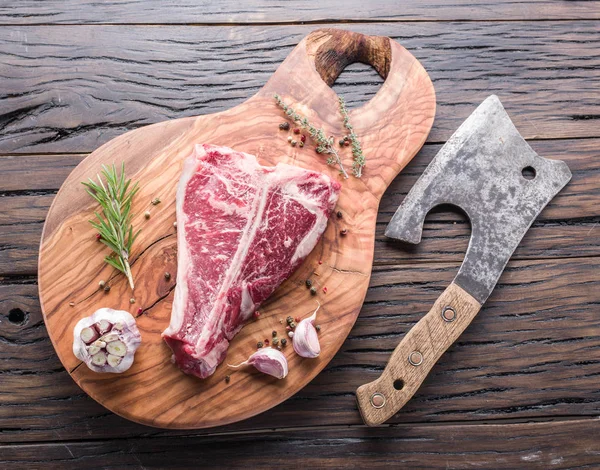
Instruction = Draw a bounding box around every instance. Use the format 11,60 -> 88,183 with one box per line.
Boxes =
129,298 -> 135,304
310,287 -> 317,295
316,325 -> 321,332
277,344 -> 282,350
69,301 -> 75,307
300,135 -> 306,143
305,279 -> 312,288
336,211 -> 343,219
291,140 -> 297,147
339,139 -> 345,146
254,311 -> 261,319
98,280 -> 106,289
279,122 -> 290,130
225,375 -> 231,383
288,331 -> 294,338
318,260 -> 323,265
299,142 -> 304,148
293,128 -> 300,134
340,228 -> 348,236
103,285 -> 111,293
287,136 -> 293,143
144,211 -> 151,219
323,287 -> 328,293
137,307 -> 143,314
173,222 -> 177,229
343,135 -> 350,141
95,233 -> 102,241
295,317 -> 300,323
272,330 -> 277,338
151,197 -> 161,205
264,339 -> 270,345
272,338 -> 279,346
344,140 -> 350,146
257,341 -> 263,348
164,272 -> 171,280
290,321 -> 297,329
281,338 -> 287,346
286,316 -> 294,324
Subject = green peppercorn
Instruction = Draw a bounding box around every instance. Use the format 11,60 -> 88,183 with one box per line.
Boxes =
257,341 -> 264,348
305,279 -> 312,288
290,321 -> 297,329
272,330 -> 277,338
291,140 -> 297,147
286,316 -> 294,324
272,338 -> 279,346
310,287 -> 317,295
299,142 -> 304,148
129,297 -> 135,304
281,338 -> 287,346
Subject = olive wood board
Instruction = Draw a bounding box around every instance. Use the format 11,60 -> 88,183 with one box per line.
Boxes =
38,28 -> 436,429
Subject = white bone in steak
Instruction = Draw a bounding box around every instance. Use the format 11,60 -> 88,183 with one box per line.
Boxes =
163,144 -> 341,378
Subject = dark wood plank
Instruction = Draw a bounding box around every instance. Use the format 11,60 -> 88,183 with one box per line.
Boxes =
2,0 -> 600,24
1,257 -> 599,442
2,136 -> 597,276
1,419 -> 598,469
1,23 -> 599,153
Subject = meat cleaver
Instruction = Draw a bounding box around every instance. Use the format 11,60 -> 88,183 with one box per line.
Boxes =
356,95 -> 572,426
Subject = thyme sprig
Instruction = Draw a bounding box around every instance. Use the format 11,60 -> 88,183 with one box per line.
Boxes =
338,97 -> 366,178
274,94 -> 349,179
82,163 -> 140,291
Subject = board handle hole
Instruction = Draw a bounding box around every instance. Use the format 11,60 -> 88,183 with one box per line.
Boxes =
393,379 -> 405,390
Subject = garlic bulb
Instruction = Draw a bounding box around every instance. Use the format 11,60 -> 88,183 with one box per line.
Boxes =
73,308 -> 141,373
229,347 -> 288,379
293,303 -> 321,358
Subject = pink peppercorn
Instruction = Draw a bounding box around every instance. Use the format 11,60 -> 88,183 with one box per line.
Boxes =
300,135 -> 306,143
137,307 -> 143,314
95,233 -> 102,240
293,128 -> 300,134
323,287 -> 328,294
254,311 -> 261,319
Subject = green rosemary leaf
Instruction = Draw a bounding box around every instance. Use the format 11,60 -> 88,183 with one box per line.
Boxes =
83,163 -> 138,291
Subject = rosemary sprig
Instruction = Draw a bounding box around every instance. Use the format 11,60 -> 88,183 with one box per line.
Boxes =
82,163 -> 140,291
274,94 -> 349,179
338,97 -> 366,178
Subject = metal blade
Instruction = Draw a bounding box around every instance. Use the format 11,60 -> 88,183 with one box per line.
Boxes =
385,95 -> 572,304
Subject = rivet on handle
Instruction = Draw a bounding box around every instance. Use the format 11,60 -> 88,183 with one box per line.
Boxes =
441,306 -> 456,322
408,351 -> 423,366
370,392 -> 386,408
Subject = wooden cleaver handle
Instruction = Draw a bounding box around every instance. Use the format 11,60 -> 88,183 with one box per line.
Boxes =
356,282 -> 481,426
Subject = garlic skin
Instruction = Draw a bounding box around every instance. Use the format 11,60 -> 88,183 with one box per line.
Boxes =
229,347 -> 288,379
73,308 -> 141,373
293,304 -> 321,358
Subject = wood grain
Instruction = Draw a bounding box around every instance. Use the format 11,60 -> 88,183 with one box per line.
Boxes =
1,419 -> 598,469
357,283 -> 481,425
3,256 -> 600,442
1,22 -> 600,153
37,29 -> 435,429
3,0 -> 600,24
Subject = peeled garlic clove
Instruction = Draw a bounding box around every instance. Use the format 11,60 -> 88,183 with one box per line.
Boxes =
80,326 -> 99,344
293,303 -> 321,358
73,308 -> 141,374
91,351 -> 107,366
106,340 -> 127,357
229,347 -> 288,379
107,354 -> 123,368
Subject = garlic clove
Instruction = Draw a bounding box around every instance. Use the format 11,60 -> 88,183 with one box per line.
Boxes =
80,326 -> 99,344
102,333 -> 119,343
107,354 -> 123,368
95,319 -> 112,334
293,303 -> 321,358
106,340 -> 127,357
229,347 -> 288,379
91,351 -> 107,366
87,344 -> 101,355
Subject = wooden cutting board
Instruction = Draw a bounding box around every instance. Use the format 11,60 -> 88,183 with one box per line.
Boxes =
38,28 -> 435,429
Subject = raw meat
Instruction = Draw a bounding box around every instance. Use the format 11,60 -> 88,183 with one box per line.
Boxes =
163,144 -> 341,378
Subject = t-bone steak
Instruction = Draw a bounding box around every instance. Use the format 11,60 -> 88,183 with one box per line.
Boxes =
163,144 -> 341,378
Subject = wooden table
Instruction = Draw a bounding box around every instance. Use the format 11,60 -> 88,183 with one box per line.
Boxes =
1,2 -> 600,468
